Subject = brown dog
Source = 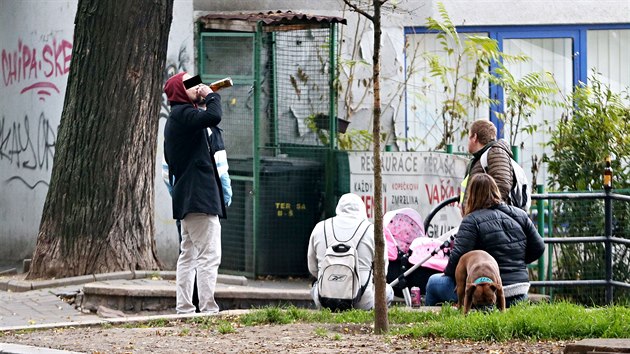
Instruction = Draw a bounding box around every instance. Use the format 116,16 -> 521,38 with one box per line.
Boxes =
455,250 -> 506,314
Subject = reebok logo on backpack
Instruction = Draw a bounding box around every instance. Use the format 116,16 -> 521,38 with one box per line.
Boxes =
318,219 -> 372,311
480,144 -> 532,211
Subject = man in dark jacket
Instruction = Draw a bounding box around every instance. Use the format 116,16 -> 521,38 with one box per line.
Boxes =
461,119 -> 513,214
164,72 -> 226,314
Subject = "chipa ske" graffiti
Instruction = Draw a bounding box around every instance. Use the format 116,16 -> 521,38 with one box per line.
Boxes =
2,37 -> 73,102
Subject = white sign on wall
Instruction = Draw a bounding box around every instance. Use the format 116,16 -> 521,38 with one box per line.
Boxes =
348,151 -> 469,238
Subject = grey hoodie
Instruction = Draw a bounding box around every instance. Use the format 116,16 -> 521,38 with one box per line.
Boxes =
307,193 -> 388,309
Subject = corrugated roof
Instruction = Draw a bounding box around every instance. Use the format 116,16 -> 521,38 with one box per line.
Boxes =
199,10 -> 346,32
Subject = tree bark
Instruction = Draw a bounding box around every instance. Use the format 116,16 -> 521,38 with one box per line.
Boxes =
372,0 -> 388,334
27,0 -> 173,279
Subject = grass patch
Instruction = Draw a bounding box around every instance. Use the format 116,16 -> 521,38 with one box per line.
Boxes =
393,301 -> 630,341
104,302 -> 629,342
314,327 -> 328,337
239,305 -> 326,325
186,316 -> 215,327
217,320 -> 235,334
145,318 -> 170,327
124,318 -> 172,329
240,306 -> 292,325
237,302 -> 630,342
239,305 -> 376,326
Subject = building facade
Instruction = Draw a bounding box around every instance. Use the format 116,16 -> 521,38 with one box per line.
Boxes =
1,0 -> 628,270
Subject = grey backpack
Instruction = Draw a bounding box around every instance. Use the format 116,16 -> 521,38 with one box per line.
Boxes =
317,219 -> 372,311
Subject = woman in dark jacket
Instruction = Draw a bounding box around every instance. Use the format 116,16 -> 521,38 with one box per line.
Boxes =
425,173 -> 545,308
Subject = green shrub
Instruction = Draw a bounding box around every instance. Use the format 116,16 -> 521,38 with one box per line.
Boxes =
545,72 -> 630,305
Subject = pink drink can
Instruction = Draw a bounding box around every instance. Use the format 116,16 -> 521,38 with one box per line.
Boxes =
410,287 -> 421,307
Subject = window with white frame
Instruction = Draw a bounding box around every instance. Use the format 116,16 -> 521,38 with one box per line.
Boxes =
500,37 -> 573,186
587,29 -> 630,92
404,24 -> 630,187
404,32 -> 489,153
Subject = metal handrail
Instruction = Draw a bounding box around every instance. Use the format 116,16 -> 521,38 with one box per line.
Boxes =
420,189 -> 630,304
423,196 -> 459,232
529,190 -> 630,303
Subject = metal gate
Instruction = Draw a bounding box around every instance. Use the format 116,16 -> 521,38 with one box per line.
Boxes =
198,12 -> 346,277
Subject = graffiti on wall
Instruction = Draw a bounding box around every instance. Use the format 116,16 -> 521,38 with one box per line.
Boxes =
1,36 -> 70,189
0,112 -> 57,189
1,38 -> 188,190
1,37 -> 73,102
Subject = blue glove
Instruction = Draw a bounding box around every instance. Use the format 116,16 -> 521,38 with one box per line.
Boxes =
221,174 -> 232,207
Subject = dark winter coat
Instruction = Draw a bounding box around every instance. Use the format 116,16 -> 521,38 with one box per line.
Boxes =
163,74 -> 226,220
444,203 -> 545,286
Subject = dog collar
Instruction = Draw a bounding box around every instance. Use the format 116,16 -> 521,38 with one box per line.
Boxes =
474,277 -> 494,284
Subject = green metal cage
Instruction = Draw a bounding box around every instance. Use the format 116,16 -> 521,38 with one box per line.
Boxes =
197,12 -> 347,277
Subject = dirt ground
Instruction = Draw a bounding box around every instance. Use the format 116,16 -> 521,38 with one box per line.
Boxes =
1,321 -> 566,353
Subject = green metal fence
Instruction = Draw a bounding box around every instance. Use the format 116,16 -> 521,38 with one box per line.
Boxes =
198,20 -> 343,277
424,191 -> 630,306
529,190 -> 630,306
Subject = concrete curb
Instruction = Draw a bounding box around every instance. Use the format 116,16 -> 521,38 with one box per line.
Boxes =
83,282 -> 174,297
564,338 -> 630,353
0,343 -> 83,354
0,271 -> 247,292
0,308 -> 253,332
82,282 -> 311,300
216,287 -> 311,300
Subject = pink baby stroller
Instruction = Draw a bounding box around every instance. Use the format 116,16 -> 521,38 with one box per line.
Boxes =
384,208 -> 453,305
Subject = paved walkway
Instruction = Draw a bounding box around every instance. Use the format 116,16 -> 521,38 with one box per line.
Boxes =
0,284 -> 101,329
0,271 -> 311,331
0,343 -> 83,354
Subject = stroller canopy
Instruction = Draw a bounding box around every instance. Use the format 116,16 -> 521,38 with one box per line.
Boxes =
384,208 -> 454,272
384,208 -> 424,261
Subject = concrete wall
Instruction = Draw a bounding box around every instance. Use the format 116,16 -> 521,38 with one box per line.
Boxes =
0,0 -> 76,267
156,0 -> 195,269
0,0 -> 194,270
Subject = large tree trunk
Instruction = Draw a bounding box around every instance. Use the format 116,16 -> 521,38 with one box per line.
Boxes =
27,0 -> 173,279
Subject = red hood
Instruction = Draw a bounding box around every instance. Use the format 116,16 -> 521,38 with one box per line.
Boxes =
164,72 -> 192,104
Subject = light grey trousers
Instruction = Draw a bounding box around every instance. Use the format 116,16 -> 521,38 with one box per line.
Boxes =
176,213 -> 221,314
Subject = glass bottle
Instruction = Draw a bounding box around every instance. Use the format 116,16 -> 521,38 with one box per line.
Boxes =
209,77 -> 233,91
603,155 -> 613,189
